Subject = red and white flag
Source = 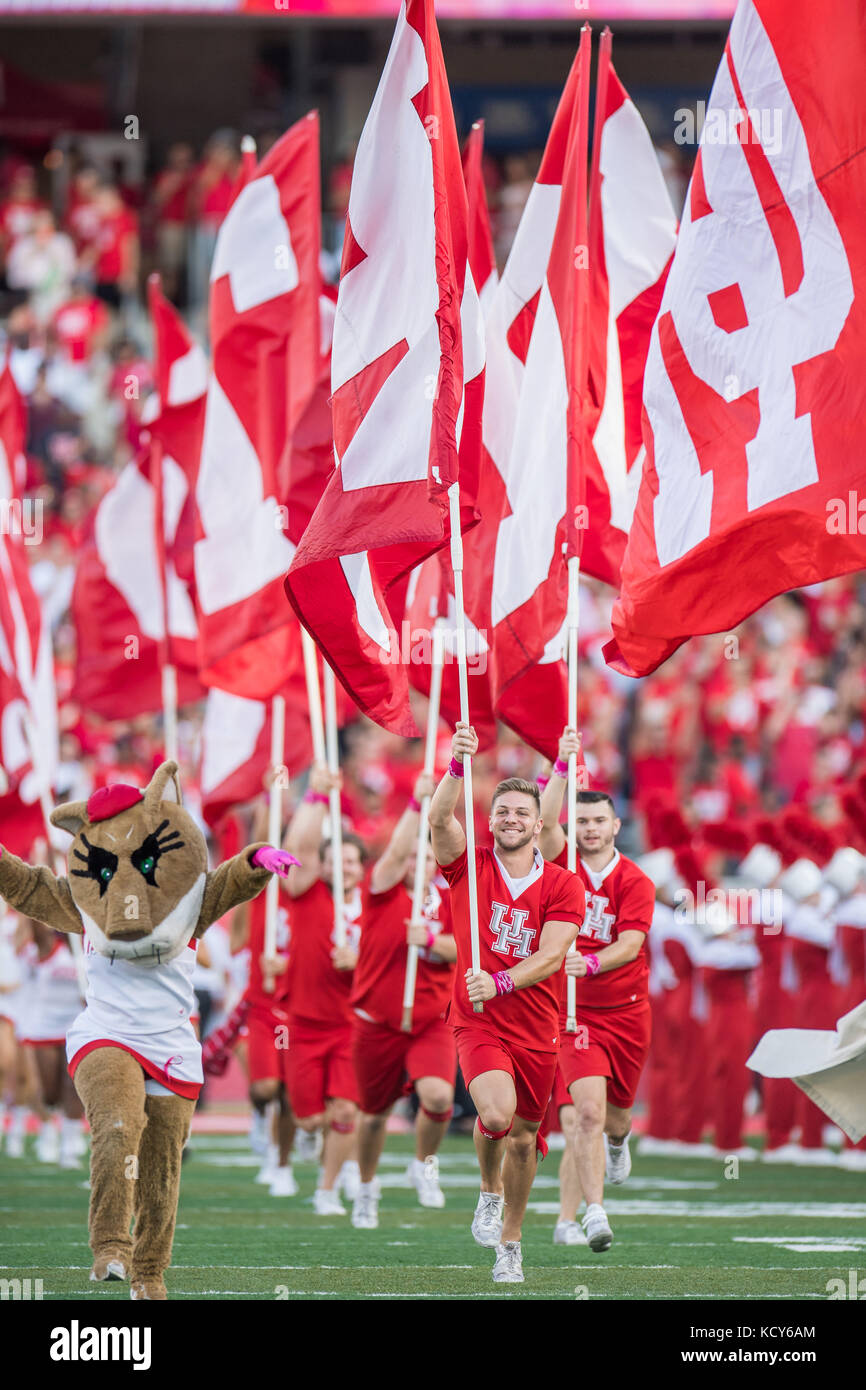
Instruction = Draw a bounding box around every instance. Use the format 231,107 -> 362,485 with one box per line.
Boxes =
71,289 -> 206,718
582,31 -> 678,588
606,0 -> 866,677
466,28 -> 591,757
463,120 -> 498,320
285,0 -> 483,737
0,366 -> 57,855
195,114 -> 321,697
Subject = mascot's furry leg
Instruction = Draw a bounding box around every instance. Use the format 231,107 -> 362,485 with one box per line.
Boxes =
74,1047 -> 147,1282
130,1091 -> 195,1300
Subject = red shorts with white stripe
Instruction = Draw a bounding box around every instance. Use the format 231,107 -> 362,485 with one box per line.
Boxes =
285,1019 -> 358,1118
454,1025 -> 557,1126
556,1002 -> 652,1111
245,1002 -> 291,1087
352,1014 -> 456,1115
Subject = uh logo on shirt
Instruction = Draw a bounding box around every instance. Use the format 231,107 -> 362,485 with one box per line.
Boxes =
488,902 -> 537,959
580,894 -> 615,945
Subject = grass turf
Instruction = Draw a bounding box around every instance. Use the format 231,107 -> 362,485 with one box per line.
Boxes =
2,1135 -> 865,1300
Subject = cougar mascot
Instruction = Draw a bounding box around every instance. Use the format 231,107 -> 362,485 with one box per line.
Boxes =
0,761 -> 296,1299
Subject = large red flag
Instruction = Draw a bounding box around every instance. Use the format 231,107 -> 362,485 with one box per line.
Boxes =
71,289 -> 207,718
0,366 -> 58,854
285,0 -> 482,737
194,114 -> 321,697
465,30 -> 591,758
606,0 -> 865,678
582,32 -> 678,588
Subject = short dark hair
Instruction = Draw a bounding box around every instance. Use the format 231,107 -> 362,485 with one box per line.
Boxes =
491,778 -> 541,814
576,790 -> 617,815
319,832 -> 367,863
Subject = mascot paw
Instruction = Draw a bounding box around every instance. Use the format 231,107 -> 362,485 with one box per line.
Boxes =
251,846 -> 300,877
130,1276 -> 167,1300
90,1257 -> 128,1282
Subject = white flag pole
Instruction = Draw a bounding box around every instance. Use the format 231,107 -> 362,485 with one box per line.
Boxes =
448,482 -> 482,1012
262,693 -> 286,993
566,555 -> 580,1034
301,626 -> 326,764
323,663 -> 346,948
162,662 -> 178,763
400,617 -> 444,1034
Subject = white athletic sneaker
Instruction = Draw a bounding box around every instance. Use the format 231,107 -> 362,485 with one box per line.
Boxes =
269,1165 -> 299,1197
839,1149 -> 866,1171
471,1191 -> 504,1248
249,1108 -> 268,1156
712,1146 -> 758,1162
35,1121 -> 60,1165
312,1186 -> 347,1216
255,1143 -> 280,1185
763,1143 -> 804,1164
5,1129 -> 25,1159
582,1203 -> 613,1252
351,1180 -> 380,1229
337,1159 -> 361,1201
492,1242 -> 524,1283
295,1128 -> 323,1163
408,1155 -> 446,1209
604,1133 -> 632,1184
553,1220 -> 588,1246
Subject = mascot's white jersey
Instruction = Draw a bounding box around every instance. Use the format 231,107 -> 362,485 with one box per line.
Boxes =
66,932 -> 203,1098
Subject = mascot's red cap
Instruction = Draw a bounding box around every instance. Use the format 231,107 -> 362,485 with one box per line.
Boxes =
86,784 -> 144,823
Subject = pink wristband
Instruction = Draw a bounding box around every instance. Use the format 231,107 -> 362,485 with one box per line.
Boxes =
584,953 -> 601,977
304,789 -> 329,805
426,929 -> 436,951
448,756 -> 464,779
552,757 -> 569,778
409,796 -> 421,812
493,971 -> 515,996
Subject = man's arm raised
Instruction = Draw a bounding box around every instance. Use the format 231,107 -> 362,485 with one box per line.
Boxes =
428,722 -> 478,867
538,726 -> 582,862
370,771 -> 436,895
283,762 -> 340,899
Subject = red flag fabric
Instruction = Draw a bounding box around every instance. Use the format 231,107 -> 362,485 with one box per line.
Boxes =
606,0 -> 866,678
285,0 -> 482,737
70,291 -> 207,719
194,115 -> 321,697
466,32 -> 591,758
199,625 -> 355,829
583,33 -> 678,588
0,365 -> 58,855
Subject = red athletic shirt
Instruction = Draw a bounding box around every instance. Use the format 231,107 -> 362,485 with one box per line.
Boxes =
94,208 -> 137,282
439,846 -> 585,1054
245,890 -> 291,1009
285,878 -> 363,1030
553,846 -> 654,1011
52,297 -> 108,363
351,880 -> 455,1033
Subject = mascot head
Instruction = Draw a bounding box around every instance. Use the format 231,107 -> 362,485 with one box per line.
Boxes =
51,761 -> 207,966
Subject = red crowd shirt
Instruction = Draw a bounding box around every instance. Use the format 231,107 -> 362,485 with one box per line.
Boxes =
52,297 -> 109,363
285,878 -> 363,1030
245,890 -> 291,1009
351,880 -> 455,1033
553,847 -> 654,1011
95,208 -> 137,283
439,846 -> 585,1054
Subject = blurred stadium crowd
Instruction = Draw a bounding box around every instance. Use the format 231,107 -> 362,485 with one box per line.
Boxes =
1,126 -> 865,1171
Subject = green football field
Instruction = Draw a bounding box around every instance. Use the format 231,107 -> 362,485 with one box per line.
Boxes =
2,1134 -> 865,1301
